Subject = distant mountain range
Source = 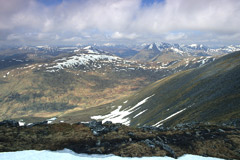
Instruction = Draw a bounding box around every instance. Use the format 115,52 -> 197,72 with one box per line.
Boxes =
140,42 -> 240,55
131,42 -> 240,62
1,43 -> 239,61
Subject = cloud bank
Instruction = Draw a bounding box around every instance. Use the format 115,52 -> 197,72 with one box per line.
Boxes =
0,0 -> 240,45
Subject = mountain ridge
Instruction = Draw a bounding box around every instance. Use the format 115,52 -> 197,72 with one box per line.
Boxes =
131,42 -> 240,62
91,51 -> 240,127
0,46 -> 216,121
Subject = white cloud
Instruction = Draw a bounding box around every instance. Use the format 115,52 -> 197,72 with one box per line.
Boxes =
63,37 -> 82,42
111,32 -> 123,39
6,34 -> 21,41
0,0 -> 240,45
112,32 -> 138,39
165,32 -> 187,41
132,0 -> 240,34
55,34 -> 60,40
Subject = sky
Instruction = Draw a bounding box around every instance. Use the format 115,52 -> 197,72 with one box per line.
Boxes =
0,0 -> 240,46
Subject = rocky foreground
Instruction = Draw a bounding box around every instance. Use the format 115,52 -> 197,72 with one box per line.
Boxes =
0,120 -> 240,159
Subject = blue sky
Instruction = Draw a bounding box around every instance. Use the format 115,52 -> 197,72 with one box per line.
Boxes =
37,0 -> 63,6
37,0 -> 165,7
0,0 -> 240,46
141,0 -> 165,7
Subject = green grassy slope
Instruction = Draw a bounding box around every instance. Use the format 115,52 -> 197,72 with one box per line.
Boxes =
131,50 -> 161,62
131,49 -> 189,62
91,51 -> 240,127
0,66 -> 147,120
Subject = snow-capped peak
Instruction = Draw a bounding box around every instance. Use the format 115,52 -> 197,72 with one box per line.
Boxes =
144,43 -> 161,52
148,44 -> 153,49
82,46 -> 102,54
83,46 -> 92,50
141,43 -> 148,47
189,44 -> 198,48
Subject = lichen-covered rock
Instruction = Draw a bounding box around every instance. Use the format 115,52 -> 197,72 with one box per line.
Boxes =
0,120 -> 19,127
0,121 -> 239,159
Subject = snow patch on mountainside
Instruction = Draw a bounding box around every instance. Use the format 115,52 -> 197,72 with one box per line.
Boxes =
91,94 -> 155,125
18,120 -> 25,126
83,46 -> 99,54
190,44 -> 197,47
46,54 -> 120,71
83,46 -> 92,50
170,47 -> 184,56
133,109 -> 148,118
153,108 -> 187,127
47,117 -> 57,124
148,44 -> 153,49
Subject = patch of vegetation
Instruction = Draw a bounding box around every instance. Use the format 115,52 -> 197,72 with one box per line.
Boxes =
85,74 -> 116,90
41,70 -> 76,92
6,92 -> 44,102
22,102 -> 77,112
0,80 -> 8,84
0,54 -> 34,70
